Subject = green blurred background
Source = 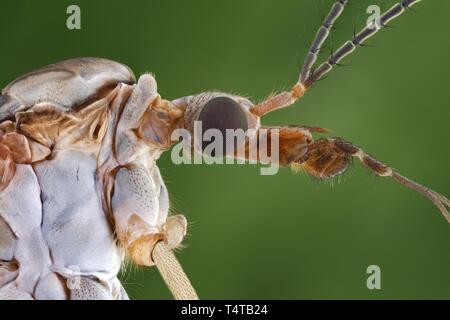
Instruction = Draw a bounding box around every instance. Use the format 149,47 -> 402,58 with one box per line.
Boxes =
1,0 -> 450,299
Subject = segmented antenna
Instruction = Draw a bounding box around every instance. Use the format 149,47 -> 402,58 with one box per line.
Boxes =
304,0 -> 423,87
299,0 -> 348,83
250,0 -> 423,117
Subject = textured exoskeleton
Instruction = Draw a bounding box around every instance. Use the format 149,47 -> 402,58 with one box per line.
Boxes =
1,0 -> 449,301
0,58 -> 188,299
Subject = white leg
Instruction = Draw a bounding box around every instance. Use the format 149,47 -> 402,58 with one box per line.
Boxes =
111,164 -> 187,266
112,164 -> 163,266
69,277 -> 113,300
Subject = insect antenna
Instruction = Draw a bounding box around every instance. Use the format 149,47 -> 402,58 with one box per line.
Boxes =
249,0 -> 348,117
249,0 -> 422,118
305,0 -> 423,87
300,0 -> 348,83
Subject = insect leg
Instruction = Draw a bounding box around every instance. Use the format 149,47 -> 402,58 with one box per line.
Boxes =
69,277 -> 113,300
295,138 -> 450,224
150,165 -> 187,249
111,164 -> 187,266
111,164 -> 164,266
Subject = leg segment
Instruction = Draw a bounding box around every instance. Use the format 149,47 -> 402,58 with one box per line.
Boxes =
112,164 -> 163,266
111,164 -> 187,266
295,138 -> 450,223
69,277 -> 113,300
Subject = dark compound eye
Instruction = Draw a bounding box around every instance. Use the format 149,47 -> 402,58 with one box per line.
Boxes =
197,96 -> 249,156
199,96 -> 248,134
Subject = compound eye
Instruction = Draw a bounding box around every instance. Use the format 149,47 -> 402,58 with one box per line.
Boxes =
198,96 -> 248,135
197,96 -> 249,156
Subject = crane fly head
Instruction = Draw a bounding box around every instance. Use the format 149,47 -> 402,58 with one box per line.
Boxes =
172,92 -> 260,157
